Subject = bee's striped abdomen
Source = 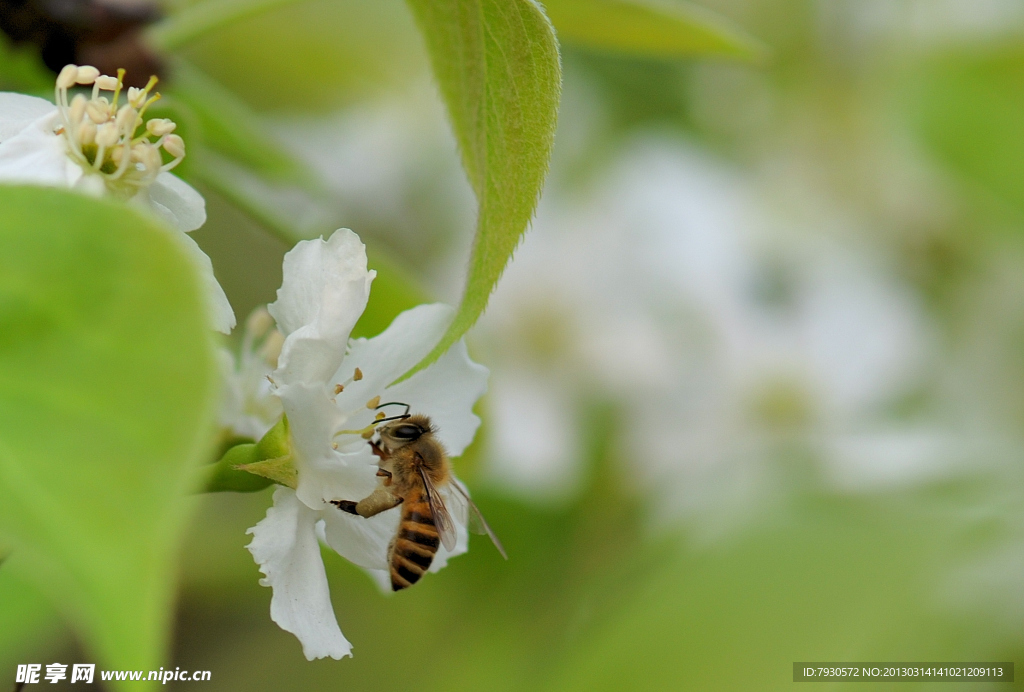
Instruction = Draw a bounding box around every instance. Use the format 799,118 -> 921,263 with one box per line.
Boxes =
389,488 -> 438,591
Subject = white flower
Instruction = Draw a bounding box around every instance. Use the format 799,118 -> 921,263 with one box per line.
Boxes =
0,65 -> 235,333
246,229 -> 488,660
219,308 -> 285,440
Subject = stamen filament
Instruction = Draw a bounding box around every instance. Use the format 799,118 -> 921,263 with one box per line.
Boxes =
111,69 -> 125,110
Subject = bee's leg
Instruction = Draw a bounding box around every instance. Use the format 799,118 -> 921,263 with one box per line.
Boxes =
330,499 -> 359,515
376,468 -> 393,485
356,487 -> 403,517
332,487 -> 402,518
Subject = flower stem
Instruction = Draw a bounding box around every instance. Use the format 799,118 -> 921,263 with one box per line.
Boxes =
145,0 -> 311,52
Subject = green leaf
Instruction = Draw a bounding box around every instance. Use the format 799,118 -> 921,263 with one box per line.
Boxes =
404,0 -> 561,377
0,563 -> 64,670
0,187 -> 219,688
543,0 -> 765,61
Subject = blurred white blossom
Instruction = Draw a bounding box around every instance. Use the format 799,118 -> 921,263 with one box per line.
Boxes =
480,137 -> 953,527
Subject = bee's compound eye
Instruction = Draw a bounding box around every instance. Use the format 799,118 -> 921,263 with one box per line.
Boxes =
391,424 -> 421,440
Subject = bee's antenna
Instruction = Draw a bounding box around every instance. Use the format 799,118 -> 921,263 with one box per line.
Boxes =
374,401 -> 411,417
338,401 -> 413,441
374,413 -> 411,425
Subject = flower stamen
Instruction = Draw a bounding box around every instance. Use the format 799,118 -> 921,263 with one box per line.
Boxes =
53,64 -> 186,199
332,367 -> 365,395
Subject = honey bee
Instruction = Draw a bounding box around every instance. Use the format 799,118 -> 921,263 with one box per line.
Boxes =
331,404 -> 506,591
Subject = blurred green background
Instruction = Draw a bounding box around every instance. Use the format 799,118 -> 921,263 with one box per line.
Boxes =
5,0 -> 1024,689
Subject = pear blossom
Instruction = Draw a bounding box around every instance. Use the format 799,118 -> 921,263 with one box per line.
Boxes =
219,307 -> 284,440
0,65 -> 234,332
245,229 -> 488,660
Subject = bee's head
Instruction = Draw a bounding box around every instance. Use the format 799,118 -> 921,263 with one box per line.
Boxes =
379,414 -> 433,449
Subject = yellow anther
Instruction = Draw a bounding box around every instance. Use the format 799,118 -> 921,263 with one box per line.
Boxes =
366,395 -> 381,410
146,118 -> 176,137
246,307 -> 274,336
115,104 -> 135,131
68,94 -> 87,124
162,134 -> 185,158
133,142 -> 161,172
361,429 -> 376,439
375,412 -> 386,421
334,384 -> 345,395
56,65 -> 79,89
95,122 -> 119,148
261,330 -> 284,365
353,368 -> 363,381
95,75 -> 119,91
78,120 -> 97,145
75,65 -> 100,85
85,101 -> 110,124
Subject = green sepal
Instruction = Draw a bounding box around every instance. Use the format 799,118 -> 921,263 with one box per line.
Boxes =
203,416 -> 295,492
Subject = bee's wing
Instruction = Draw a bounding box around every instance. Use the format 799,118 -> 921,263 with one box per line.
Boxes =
417,466 -> 458,553
448,477 -> 508,560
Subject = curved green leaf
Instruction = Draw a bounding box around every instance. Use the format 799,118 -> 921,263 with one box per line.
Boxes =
544,0 -> 765,61
0,187 -> 219,689
404,0 -> 561,376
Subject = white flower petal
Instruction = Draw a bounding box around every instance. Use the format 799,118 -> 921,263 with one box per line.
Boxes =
320,505 -> 399,571
270,230 -> 375,385
384,339 -> 488,457
0,110 -> 74,186
276,381 -> 379,510
146,172 -> 207,232
0,93 -> 56,142
219,345 -> 282,439
333,303 -> 454,413
246,487 -> 352,661
173,231 -> 236,334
